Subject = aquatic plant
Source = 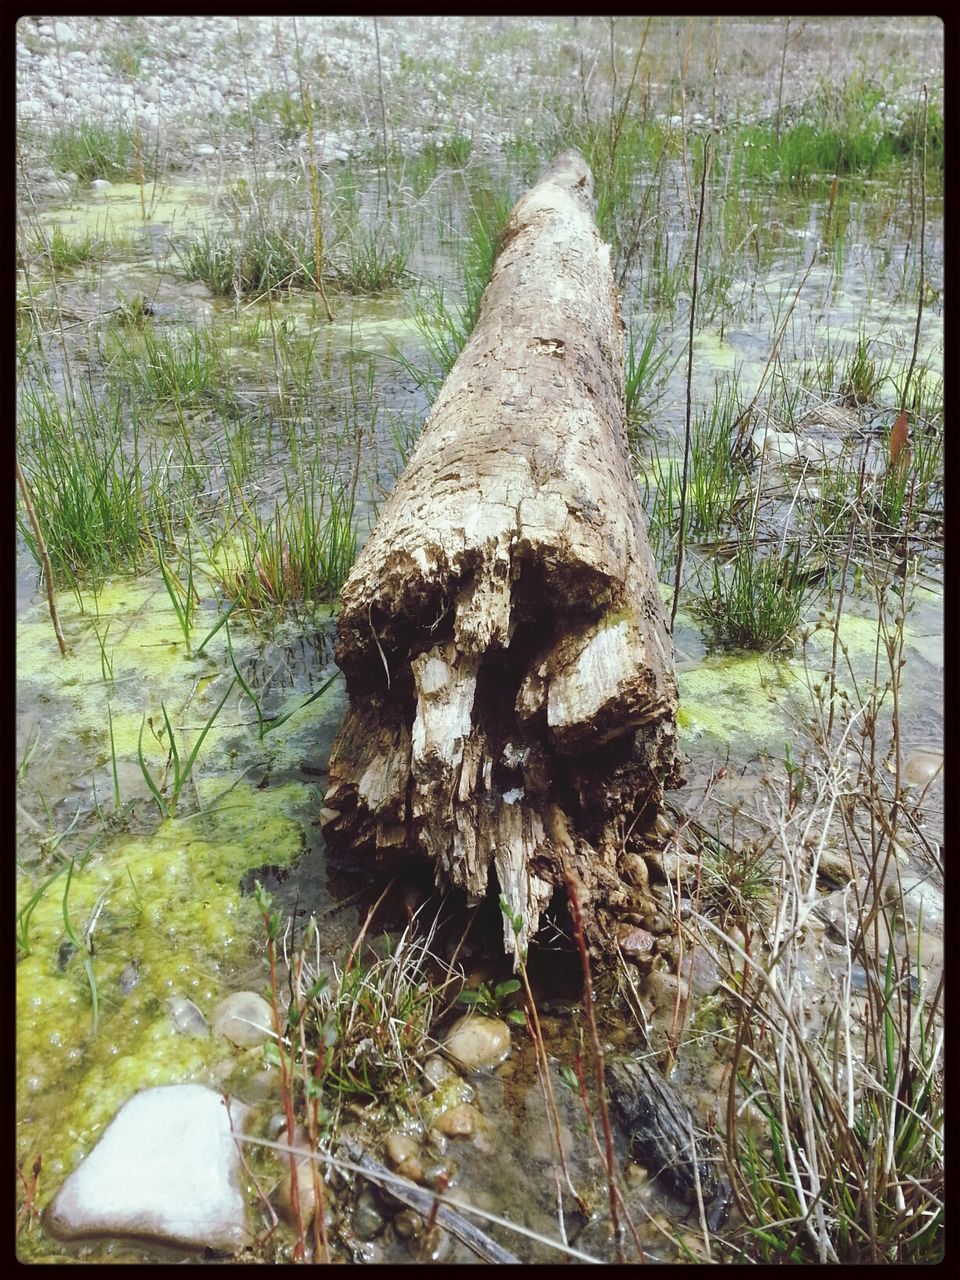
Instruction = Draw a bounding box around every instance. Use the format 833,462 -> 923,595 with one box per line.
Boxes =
16,380 -> 195,587
624,314 -> 675,423
697,542 -> 809,652
838,333 -> 886,407
108,322 -> 228,409
225,621 -> 340,741
44,119 -> 138,182
136,677 -> 237,819
32,224 -> 109,270
413,181 -> 513,388
686,379 -> 748,538
330,228 -> 409,294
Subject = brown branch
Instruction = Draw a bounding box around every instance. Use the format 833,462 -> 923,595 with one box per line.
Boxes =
900,83 -> 928,416
16,454 -> 67,656
671,133 -> 710,632
565,874 -> 623,1262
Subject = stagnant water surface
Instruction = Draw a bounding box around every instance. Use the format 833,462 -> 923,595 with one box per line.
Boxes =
17,145 -> 942,1262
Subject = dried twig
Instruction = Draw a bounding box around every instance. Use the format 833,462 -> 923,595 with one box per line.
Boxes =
565,874 -> 624,1262
16,453 -> 67,656
671,133 -> 710,632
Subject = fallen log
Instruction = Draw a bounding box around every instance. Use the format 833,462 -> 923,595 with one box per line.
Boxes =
322,149 -> 682,959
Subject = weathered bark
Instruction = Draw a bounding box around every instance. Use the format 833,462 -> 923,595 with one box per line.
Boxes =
322,150 -> 681,959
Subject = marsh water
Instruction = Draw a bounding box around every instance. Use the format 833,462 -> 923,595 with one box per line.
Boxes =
17,19 -> 943,1264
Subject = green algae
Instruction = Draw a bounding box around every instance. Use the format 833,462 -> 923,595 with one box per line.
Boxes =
692,329 -> 744,372
417,1073 -> 475,1128
17,569 -> 338,1206
677,653 -> 804,749
16,779 -> 310,1197
38,181 -> 213,241
17,587 -> 239,781
670,592 -> 939,751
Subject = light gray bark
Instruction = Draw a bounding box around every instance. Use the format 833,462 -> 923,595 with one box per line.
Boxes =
323,150 -> 681,959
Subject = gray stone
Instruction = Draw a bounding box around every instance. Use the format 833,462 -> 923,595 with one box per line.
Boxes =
165,995 -> 209,1037
903,748 -> 943,787
45,1085 -> 250,1252
211,991 -> 274,1047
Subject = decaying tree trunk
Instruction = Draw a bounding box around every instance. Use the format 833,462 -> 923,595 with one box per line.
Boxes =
322,150 -> 682,959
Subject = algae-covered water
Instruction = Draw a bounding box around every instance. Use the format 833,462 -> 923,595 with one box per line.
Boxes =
17,14 -> 942,1265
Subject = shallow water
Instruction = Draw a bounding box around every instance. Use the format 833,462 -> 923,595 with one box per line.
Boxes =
16,73 -> 942,1264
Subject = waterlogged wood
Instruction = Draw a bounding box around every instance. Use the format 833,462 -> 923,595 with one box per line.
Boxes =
606,1056 -> 720,1206
323,150 -> 681,957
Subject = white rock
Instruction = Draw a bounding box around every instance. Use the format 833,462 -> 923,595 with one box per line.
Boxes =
45,1085 -> 251,1252
212,990 -> 274,1047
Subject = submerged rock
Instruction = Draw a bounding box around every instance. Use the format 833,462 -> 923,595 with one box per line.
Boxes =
212,991 -> 274,1047
429,1102 -> 478,1138
384,1132 -> 424,1183
903,748 -> 943,787
351,1189 -> 385,1240
166,996 -> 209,1037
442,1014 -> 510,1071
275,1127 -> 318,1229
45,1085 -> 250,1252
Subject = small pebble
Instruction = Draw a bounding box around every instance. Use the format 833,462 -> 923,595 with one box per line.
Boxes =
211,991 -> 274,1047
903,749 -> 943,787
678,946 -> 722,998
642,970 -> 690,1016
165,996 -> 209,1037
393,1209 -> 423,1239
618,925 -> 655,958
352,1194 -> 385,1241
414,1224 -> 451,1262
276,1151 -> 317,1229
384,1132 -> 424,1183
620,852 -> 649,890
430,1102 -> 478,1138
384,1132 -> 419,1168
422,1055 -> 456,1090
117,959 -> 140,994
443,1014 -> 510,1070
421,1158 -> 459,1190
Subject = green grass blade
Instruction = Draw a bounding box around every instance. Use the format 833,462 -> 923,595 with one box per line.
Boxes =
137,717 -> 168,818
262,670 -> 341,734
180,676 -> 237,781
